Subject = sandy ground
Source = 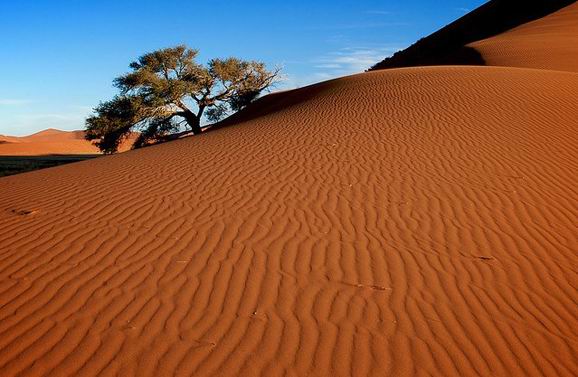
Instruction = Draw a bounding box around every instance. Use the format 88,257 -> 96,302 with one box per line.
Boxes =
1,2 -> 578,376
470,2 -> 578,72
0,66 -> 576,376
0,129 -> 134,156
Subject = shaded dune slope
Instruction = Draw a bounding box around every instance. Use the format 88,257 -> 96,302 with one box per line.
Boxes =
470,2 -> 578,72
369,0 -> 577,71
0,66 -> 577,376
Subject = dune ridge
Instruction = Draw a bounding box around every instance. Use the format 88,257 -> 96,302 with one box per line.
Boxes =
369,0 -> 577,71
0,66 -> 576,376
470,2 -> 578,72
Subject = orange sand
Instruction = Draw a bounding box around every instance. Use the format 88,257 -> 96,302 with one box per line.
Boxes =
1,3 -> 578,376
470,2 -> 578,72
0,66 -> 576,376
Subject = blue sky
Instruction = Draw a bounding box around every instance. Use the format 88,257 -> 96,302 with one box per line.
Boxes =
0,0 -> 485,135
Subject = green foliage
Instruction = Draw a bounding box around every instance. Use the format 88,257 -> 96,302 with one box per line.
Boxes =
85,96 -> 142,154
86,45 -> 280,153
205,104 -> 228,123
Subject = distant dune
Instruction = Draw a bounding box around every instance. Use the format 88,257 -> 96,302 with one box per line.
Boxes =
25,129 -> 87,141
0,128 -> 135,156
0,3 -> 577,377
0,135 -> 23,144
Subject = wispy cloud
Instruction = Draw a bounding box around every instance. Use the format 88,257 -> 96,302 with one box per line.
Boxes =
365,10 -> 392,15
314,63 -> 342,69
456,7 -> 471,13
0,99 -> 30,106
306,21 -> 409,31
315,46 -> 400,74
280,46 -> 402,89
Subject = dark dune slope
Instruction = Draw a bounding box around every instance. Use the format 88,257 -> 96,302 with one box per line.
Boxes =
369,0 -> 576,70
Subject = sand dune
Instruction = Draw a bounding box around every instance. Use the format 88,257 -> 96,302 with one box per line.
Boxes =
369,0 -> 576,71
1,2 -> 577,375
0,136 -> 22,144
25,129 -> 88,142
0,66 -> 576,376
0,129 -> 134,156
470,2 -> 578,72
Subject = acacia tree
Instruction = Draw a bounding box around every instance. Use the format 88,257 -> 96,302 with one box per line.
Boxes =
86,45 -> 280,153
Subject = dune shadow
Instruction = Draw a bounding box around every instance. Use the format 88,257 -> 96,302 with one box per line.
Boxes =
370,0 -> 575,70
205,81 -> 330,134
0,155 -> 100,177
377,45 -> 486,69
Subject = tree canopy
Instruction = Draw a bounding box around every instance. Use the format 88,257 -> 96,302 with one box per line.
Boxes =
86,45 -> 280,153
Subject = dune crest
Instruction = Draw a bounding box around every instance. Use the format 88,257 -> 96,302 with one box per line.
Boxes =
0,66 -> 576,376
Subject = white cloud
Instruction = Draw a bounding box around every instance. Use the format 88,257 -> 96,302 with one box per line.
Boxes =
314,63 -> 342,69
316,46 -> 401,75
307,22 -> 408,31
0,99 -> 30,106
278,46 -> 402,90
365,10 -> 392,15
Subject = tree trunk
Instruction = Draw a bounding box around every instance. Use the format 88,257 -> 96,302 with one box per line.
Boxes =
189,116 -> 202,135
183,110 -> 202,135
